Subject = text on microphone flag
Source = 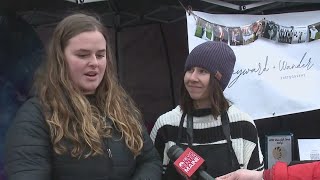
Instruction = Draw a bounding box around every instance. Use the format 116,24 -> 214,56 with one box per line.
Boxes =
174,147 -> 205,178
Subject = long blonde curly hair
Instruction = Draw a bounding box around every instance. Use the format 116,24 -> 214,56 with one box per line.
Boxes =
34,13 -> 143,158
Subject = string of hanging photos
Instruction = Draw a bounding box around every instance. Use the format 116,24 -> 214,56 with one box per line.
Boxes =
179,1 -> 320,46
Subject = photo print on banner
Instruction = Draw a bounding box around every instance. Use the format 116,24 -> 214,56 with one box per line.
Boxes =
249,19 -> 265,41
228,27 -> 243,46
205,22 -> 214,40
263,20 -> 280,41
292,27 -> 308,44
278,25 -> 294,44
194,18 -> 214,41
194,18 -> 205,39
308,22 -> 320,42
240,20 -> 265,45
213,24 -> 228,43
241,24 -> 255,45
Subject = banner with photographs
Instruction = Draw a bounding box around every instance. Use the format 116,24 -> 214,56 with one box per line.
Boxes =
193,14 -> 320,46
187,10 -> 320,120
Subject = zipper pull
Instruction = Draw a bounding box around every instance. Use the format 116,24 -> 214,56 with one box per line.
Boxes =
107,148 -> 112,158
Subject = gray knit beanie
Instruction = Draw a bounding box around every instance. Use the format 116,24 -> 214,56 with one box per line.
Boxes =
184,41 -> 236,91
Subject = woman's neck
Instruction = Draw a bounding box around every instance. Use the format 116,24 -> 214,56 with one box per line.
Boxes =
193,99 -> 211,109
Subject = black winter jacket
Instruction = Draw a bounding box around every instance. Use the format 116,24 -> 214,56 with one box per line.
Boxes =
5,97 -> 162,180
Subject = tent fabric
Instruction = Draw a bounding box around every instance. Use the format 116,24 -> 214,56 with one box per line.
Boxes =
117,22 -> 188,131
0,15 -> 44,179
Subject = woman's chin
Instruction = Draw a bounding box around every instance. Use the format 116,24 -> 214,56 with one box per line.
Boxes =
81,86 -> 98,95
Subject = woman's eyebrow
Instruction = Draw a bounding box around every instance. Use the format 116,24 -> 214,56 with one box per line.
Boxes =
97,49 -> 106,53
74,49 -> 90,53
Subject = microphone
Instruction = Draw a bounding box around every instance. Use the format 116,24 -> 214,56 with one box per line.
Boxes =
167,145 -> 215,180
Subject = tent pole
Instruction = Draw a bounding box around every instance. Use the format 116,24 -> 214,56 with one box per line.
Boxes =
115,29 -> 120,80
159,23 -> 176,108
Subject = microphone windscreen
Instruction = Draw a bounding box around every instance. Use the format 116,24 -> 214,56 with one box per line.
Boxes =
167,145 -> 184,161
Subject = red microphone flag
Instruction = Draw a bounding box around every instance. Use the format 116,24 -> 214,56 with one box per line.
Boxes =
173,147 -> 205,179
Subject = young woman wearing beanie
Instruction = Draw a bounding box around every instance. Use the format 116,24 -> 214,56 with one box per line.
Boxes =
150,41 -> 264,179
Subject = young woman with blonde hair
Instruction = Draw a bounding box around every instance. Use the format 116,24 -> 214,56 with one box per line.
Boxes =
5,13 -> 161,180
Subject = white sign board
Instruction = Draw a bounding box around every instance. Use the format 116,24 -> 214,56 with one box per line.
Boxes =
187,11 -> 320,120
298,139 -> 320,160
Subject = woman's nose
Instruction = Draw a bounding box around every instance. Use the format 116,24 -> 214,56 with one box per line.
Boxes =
189,71 -> 199,81
88,55 -> 98,67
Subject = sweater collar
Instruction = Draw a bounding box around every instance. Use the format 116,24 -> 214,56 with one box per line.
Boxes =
190,108 -> 212,117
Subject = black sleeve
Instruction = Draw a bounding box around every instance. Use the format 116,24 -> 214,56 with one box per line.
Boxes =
5,98 -> 52,180
132,127 -> 162,180
153,126 -> 166,164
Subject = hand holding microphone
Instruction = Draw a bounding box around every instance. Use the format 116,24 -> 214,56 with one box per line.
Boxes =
167,145 -> 215,180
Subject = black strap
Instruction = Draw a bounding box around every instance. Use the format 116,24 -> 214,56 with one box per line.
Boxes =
177,113 -> 193,147
221,111 -> 232,143
177,113 -> 186,146
221,111 -> 241,169
186,115 -> 193,147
